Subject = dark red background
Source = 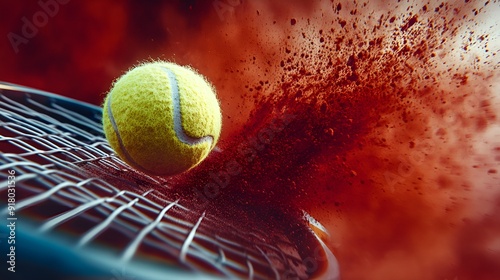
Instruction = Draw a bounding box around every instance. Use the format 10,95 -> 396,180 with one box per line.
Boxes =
1,1 -> 499,280
1,1 -> 211,104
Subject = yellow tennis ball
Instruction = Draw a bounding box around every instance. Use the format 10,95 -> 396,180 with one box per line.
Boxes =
102,61 -> 222,176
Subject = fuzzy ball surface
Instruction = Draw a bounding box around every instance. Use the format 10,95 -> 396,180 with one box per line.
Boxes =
102,61 -> 222,176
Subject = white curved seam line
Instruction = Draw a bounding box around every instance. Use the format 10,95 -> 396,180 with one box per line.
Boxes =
161,67 -> 213,147
106,92 -> 143,169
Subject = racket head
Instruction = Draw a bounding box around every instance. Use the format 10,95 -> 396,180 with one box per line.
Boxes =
0,82 -> 340,279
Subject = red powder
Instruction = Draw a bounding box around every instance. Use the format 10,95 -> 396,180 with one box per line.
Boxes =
169,1 -> 500,279
3,0 -> 499,279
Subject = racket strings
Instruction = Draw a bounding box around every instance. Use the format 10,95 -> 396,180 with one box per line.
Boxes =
0,86 -> 311,279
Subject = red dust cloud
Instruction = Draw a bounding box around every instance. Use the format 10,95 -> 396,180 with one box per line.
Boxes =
170,1 -> 500,280
2,0 -> 499,279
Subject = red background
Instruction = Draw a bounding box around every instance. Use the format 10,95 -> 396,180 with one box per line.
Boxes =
1,1 -> 499,280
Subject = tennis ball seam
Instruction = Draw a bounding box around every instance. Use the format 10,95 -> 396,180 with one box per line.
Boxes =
106,91 -> 141,169
105,65 -> 215,174
161,66 -> 214,147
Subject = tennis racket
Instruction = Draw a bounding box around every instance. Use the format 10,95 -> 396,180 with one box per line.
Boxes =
0,82 -> 339,280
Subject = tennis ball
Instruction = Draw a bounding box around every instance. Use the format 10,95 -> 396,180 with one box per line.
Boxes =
102,61 -> 222,176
